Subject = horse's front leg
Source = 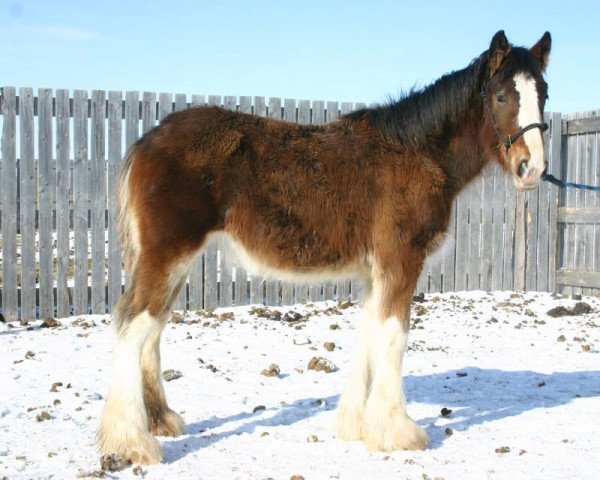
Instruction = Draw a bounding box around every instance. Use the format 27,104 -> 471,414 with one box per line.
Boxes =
361,255 -> 427,451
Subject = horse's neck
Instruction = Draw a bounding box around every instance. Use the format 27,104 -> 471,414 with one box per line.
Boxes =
383,59 -> 490,194
435,114 -> 490,195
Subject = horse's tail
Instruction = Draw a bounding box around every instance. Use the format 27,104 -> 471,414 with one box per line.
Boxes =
116,145 -> 139,274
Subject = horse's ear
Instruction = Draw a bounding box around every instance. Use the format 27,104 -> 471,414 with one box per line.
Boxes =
487,30 -> 511,77
531,31 -> 551,70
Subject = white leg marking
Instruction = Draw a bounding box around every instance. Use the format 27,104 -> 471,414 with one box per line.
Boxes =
362,315 -> 427,451
98,311 -> 163,464
514,72 -> 545,170
338,274 -> 427,450
348,275 -> 427,451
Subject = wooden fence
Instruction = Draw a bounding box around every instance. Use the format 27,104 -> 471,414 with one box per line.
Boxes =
0,87 -> 598,320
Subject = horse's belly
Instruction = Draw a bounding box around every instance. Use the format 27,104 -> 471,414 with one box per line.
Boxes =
215,231 -> 369,285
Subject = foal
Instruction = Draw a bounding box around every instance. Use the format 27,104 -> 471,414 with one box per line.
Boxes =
98,30 -> 551,463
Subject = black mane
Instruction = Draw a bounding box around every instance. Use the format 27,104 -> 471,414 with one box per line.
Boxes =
345,46 -> 546,150
344,54 -> 487,149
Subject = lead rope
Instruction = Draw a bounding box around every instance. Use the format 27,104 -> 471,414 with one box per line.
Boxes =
541,172 -> 600,192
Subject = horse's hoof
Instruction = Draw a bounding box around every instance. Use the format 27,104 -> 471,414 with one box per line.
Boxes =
150,409 -> 186,437
125,435 -> 164,465
98,430 -> 163,465
362,409 -> 428,452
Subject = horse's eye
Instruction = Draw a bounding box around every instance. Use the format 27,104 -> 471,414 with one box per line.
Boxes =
496,94 -> 506,103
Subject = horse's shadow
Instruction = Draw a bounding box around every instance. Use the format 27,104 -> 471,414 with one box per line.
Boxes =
163,367 -> 600,461
163,395 -> 339,462
407,367 -> 600,449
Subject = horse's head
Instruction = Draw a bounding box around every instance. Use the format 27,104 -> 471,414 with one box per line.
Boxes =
481,30 -> 551,191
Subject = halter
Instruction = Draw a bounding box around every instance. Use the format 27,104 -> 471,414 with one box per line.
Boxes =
480,87 -> 548,151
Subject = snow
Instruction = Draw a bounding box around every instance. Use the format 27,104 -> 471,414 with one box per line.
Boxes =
1,291 -> 599,480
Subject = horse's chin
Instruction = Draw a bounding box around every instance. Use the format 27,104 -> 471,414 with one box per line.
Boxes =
512,175 -> 541,191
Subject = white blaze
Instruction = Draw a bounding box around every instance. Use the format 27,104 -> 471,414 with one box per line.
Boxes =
514,73 -> 545,170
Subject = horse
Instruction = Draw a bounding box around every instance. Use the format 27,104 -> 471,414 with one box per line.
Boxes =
98,30 -> 551,464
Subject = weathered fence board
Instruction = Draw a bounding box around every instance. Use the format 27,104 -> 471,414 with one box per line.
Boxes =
125,91 -> 140,148
565,116 -> 600,135
443,199 -> 457,292
73,90 -> 89,315
556,269 -> 600,289
1,87 -> 599,319
468,175 -> 483,289
491,163 -> 505,290
514,190 -> 526,291
454,186 -> 469,290
574,111 -> 587,294
1,87 -> 17,320
480,165 -> 495,289
142,92 -> 156,134
19,87 -> 36,320
91,90 -> 106,314
563,112 -> 578,294
582,110 -> 598,295
558,207 -> 600,223
547,112 -> 563,292
38,89 -> 54,319
525,185 -> 540,291
56,89 -> 71,318
107,91 -> 123,311
503,174 -> 517,291
535,113 -> 552,292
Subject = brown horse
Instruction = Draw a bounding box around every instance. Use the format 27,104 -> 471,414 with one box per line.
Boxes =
98,30 -> 551,464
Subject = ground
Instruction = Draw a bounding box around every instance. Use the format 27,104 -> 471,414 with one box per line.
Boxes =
1,291 -> 599,480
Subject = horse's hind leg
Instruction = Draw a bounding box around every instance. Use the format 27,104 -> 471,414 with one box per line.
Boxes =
98,246 -> 202,464
141,268 -> 188,438
97,288 -> 164,464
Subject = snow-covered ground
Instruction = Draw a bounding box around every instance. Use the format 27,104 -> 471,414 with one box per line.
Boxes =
1,291 -> 599,480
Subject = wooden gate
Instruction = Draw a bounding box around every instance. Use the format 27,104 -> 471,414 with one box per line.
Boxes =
554,112 -> 600,294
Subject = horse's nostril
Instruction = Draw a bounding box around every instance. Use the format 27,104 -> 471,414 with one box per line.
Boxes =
518,160 -> 528,178
542,162 -> 548,177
